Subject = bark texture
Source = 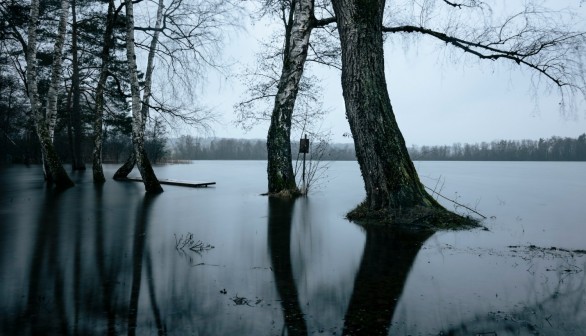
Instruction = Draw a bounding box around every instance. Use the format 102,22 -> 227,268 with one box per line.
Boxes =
92,0 -> 116,183
26,0 -> 73,189
45,0 -> 69,143
70,0 -> 86,171
266,0 -> 315,195
123,0 -> 163,193
331,0 -> 441,220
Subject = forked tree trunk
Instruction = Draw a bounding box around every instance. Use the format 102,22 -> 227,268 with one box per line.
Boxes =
70,0 -> 86,171
45,0 -> 69,143
92,0 -> 116,183
266,0 -> 315,195
330,0 -> 441,220
123,0 -> 163,193
26,0 -> 73,189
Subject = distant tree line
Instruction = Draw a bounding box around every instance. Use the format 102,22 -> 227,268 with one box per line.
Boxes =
409,134 -> 586,161
169,134 -> 586,162
169,135 -> 357,161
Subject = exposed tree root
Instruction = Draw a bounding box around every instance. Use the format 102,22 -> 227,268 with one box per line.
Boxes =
347,202 -> 481,231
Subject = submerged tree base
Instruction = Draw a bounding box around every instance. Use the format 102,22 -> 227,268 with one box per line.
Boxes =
347,202 -> 481,231
262,188 -> 302,199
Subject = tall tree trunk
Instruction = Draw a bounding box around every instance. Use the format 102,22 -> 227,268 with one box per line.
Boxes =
266,0 -> 315,195
26,0 -> 73,189
330,0 -> 446,223
71,0 -> 86,171
123,0 -> 163,193
92,0 -> 117,183
45,0 -> 69,143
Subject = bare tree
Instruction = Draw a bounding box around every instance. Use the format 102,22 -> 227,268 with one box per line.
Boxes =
26,0 -> 74,188
69,0 -> 86,171
236,0 -> 336,196
92,0 -> 122,183
118,0 -> 164,193
329,0 -> 586,226
113,0 -> 238,185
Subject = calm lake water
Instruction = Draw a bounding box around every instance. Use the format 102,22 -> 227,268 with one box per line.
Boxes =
0,161 -> 585,335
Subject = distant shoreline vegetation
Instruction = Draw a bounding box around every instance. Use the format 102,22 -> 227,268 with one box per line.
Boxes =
2,134 -> 585,165
164,134 -> 586,162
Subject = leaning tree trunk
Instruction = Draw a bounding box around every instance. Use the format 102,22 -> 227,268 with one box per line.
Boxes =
123,0 -> 163,193
70,0 -> 86,171
266,0 -> 315,195
92,0 -> 116,183
26,0 -> 74,189
330,0 -> 442,221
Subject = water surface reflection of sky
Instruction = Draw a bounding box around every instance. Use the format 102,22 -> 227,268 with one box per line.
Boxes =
0,161 -> 585,335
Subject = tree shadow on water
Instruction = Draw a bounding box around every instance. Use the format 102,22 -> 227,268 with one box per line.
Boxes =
342,227 -> 433,336
266,198 -> 434,336
267,198 -> 308,336
127,193 -> 165,336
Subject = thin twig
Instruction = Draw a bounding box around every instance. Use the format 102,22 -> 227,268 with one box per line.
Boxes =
424,185 -> 487,219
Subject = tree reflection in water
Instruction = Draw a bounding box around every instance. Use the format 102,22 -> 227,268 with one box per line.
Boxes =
343,228 -> 433,335
3,181 -> 166,335
266,197 -> 433,336
3,165 -> 583,335
267,198 -> 309,336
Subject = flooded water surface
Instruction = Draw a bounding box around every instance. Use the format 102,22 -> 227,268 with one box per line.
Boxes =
0,161 -> 585,335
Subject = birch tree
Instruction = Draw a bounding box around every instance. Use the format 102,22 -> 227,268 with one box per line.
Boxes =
121,0 -> 164,193
114,0 -> 238,183
26,0 -> 74,188
329,0 -> 586,226
236,0 -> 336,196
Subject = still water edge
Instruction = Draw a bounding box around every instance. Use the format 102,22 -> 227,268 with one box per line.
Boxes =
0,161 -> 585,335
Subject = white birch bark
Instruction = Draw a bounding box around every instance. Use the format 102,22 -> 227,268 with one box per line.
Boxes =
26,0 -> 73,188
26,0 -> 41,129
124,0 -> 163,193
46,0 -> 70,142
267,0 -> 315,194
140,0 -> 164,131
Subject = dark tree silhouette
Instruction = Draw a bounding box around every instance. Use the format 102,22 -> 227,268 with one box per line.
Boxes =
267,198 -> 308,335
330,0 -> 585,225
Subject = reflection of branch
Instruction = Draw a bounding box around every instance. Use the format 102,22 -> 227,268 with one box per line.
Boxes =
174,233 -> 215,253
174,233 -> 215,266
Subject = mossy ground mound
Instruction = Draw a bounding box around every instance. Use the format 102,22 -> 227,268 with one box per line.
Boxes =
262,188 -> 302,199
347,202 -> 481,231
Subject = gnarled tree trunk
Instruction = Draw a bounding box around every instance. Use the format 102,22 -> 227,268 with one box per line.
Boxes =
330,0 -> 448,223
26,0 -> 73,189
266,0 -> 315,195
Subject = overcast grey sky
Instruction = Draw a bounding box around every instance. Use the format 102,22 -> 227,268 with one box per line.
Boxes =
191,0 -> 586,146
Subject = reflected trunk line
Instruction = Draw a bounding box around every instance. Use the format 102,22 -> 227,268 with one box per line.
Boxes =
53,265 -> 69,335
145,249 -> 166,335
93,185 -> 118,335
267,198 -> 308,336
73,188 -> 83,335
128,194 -> 158,336
342,229 -> 432,336
23,189 -> 63,334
